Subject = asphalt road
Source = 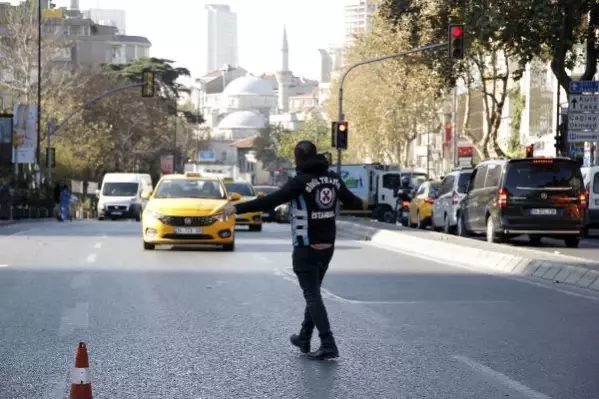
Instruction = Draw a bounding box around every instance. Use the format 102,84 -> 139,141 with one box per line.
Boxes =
1,220 -> 599,398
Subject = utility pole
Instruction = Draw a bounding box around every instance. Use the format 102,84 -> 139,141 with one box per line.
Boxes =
46,118 -> 56,184
335,42 -> 448,175
36,0 -> 42,176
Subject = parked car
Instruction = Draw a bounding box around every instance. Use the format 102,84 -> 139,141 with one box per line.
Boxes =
581,166 -> 598,236
253,185 -> 279,222
407,181 -> 441,229
456,157 -> 586,247
431,167 -> 473,233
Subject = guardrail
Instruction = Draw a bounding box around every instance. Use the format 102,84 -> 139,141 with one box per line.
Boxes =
0,199 -> 54,221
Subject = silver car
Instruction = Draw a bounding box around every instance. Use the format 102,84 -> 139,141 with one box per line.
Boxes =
431,168 -> 472,233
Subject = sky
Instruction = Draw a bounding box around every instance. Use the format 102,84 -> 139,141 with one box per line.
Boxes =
53,0 -> 347,82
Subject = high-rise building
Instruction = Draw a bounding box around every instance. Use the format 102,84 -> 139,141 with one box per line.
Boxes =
204,4 -> 238,75
343,0 -> 377,47
83,9 -> 126,34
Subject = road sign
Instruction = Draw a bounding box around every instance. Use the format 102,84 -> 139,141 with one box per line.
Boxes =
568,94 -> 599,113
569,81 -> 599,93
568,113 -> 599,131
568,132 -> 599,142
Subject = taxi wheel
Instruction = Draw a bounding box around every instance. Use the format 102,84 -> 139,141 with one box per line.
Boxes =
223,242 -> 235,251
249,224 -> 262,232
143,242 -> 155,250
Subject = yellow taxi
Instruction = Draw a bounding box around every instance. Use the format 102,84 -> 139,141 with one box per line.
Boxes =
408,180 -> 441,229
141,173 -> 240,251
222,178 -> 265,232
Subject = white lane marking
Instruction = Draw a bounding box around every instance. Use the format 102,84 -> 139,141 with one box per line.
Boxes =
71,273 -> 91,289
362,239 -> 599,302
453,355 -> 551,399
0,264 -> 7,268
93,242 -> 103,249
273,267 -> 508,305
59,303 -> 89,337
86,254 -> 96,263
252,253 -> 274,263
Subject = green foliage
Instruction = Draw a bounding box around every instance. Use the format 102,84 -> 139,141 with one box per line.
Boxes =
253,125 -> 288,167
104,57 -> 190,98
276,117 -> 334,164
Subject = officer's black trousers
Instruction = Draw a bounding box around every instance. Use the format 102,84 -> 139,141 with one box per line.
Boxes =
292,246 -> 335,340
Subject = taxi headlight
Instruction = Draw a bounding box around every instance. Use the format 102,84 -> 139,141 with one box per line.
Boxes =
144,210 -> 163,221
211,213 -> 228,223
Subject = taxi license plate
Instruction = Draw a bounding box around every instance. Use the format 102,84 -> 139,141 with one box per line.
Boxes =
530,208 -> 557,216
174,227 -> 202,234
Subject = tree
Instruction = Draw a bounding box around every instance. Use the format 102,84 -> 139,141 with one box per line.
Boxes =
377,0 -> 567,159
253,124 -> 288,168
327,13 -> 442,165
276,115 -> 338,163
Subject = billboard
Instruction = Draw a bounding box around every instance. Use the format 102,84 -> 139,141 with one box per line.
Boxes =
0,113 -> 12,165
12,104 -> 37,164
160,155 -> 174,176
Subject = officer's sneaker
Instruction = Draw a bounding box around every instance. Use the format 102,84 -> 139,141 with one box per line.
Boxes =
290,334 -> 311,353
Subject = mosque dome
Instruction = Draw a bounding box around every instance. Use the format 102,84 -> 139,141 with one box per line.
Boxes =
218,110 -> 266,129
223,76 -> 274,96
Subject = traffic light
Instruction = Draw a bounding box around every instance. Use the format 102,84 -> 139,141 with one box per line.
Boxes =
448,24 -> 465,59
335,121 -> 348,149
525,144 -> 534,158
141,69 -> 155,98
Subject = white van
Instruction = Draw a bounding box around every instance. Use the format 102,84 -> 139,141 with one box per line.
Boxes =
96,173 -> 153,221
581,166 -> 599,234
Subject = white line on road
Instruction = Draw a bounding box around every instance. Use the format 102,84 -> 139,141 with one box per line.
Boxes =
0,264 -> 7,268
363,240 -> 599,302
252,253 -> 274,263
86,254 -> 96,263
453,355 -> 551,399
93,242 -> 103,249
59,302 -> 89,337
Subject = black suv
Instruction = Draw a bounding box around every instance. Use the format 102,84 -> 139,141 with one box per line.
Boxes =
456,157 -> 587,247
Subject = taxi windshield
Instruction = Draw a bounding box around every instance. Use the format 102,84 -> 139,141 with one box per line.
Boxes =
153,179 -> 226,199
225,182 -> 255,197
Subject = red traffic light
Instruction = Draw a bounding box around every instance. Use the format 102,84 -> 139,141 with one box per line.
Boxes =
450,26 -> 463,39
338,122 -> 347,131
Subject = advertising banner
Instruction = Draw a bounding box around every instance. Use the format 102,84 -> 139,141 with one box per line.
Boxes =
160,155 -> 174,176
12,104 -> 38,164
0,113 -> 12,165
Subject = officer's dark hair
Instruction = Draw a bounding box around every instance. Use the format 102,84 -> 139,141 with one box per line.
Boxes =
294,140 -> 318,165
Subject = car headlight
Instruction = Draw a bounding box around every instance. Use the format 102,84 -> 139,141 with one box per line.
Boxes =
144,210 -> 163,221
211,213 -> 229,223
98,203 -> 105,210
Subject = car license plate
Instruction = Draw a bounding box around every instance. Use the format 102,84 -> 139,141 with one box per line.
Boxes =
402,211 -> 408,218
112,211 -> 122,215
174,227 -> 202,234
530,208 -> 557,216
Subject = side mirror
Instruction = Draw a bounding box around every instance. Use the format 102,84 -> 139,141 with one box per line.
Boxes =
229,192 -> 241,201
257,191 -> 265,198
95,189 -> 100,197
140,191 -> 152,200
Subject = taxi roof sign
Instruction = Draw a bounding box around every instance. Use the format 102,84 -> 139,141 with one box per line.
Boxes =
184,172 -> 203,178
222,177 -> 234,182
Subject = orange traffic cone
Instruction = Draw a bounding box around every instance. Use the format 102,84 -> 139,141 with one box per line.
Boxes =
70,342 -> 92,399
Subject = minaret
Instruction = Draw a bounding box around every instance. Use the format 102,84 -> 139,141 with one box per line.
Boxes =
275,26 -> 291,113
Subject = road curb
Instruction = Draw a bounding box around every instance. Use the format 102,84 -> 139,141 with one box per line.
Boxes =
337,218 -> 599,293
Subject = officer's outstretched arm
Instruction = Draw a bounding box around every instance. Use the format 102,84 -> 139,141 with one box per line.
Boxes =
234,178 -> 304,214
338,180 -> 365,209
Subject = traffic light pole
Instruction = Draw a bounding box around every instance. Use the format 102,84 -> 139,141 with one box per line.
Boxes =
336,42 -> 448,175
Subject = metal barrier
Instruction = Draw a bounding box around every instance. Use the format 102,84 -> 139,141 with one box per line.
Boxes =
0,199 -> 54,222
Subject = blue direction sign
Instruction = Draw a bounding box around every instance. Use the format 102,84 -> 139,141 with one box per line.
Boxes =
569,80 -> 599,93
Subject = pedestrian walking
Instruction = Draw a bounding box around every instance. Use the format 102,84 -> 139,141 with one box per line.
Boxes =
220,141 -> 364,360
58,184 -> 71,222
